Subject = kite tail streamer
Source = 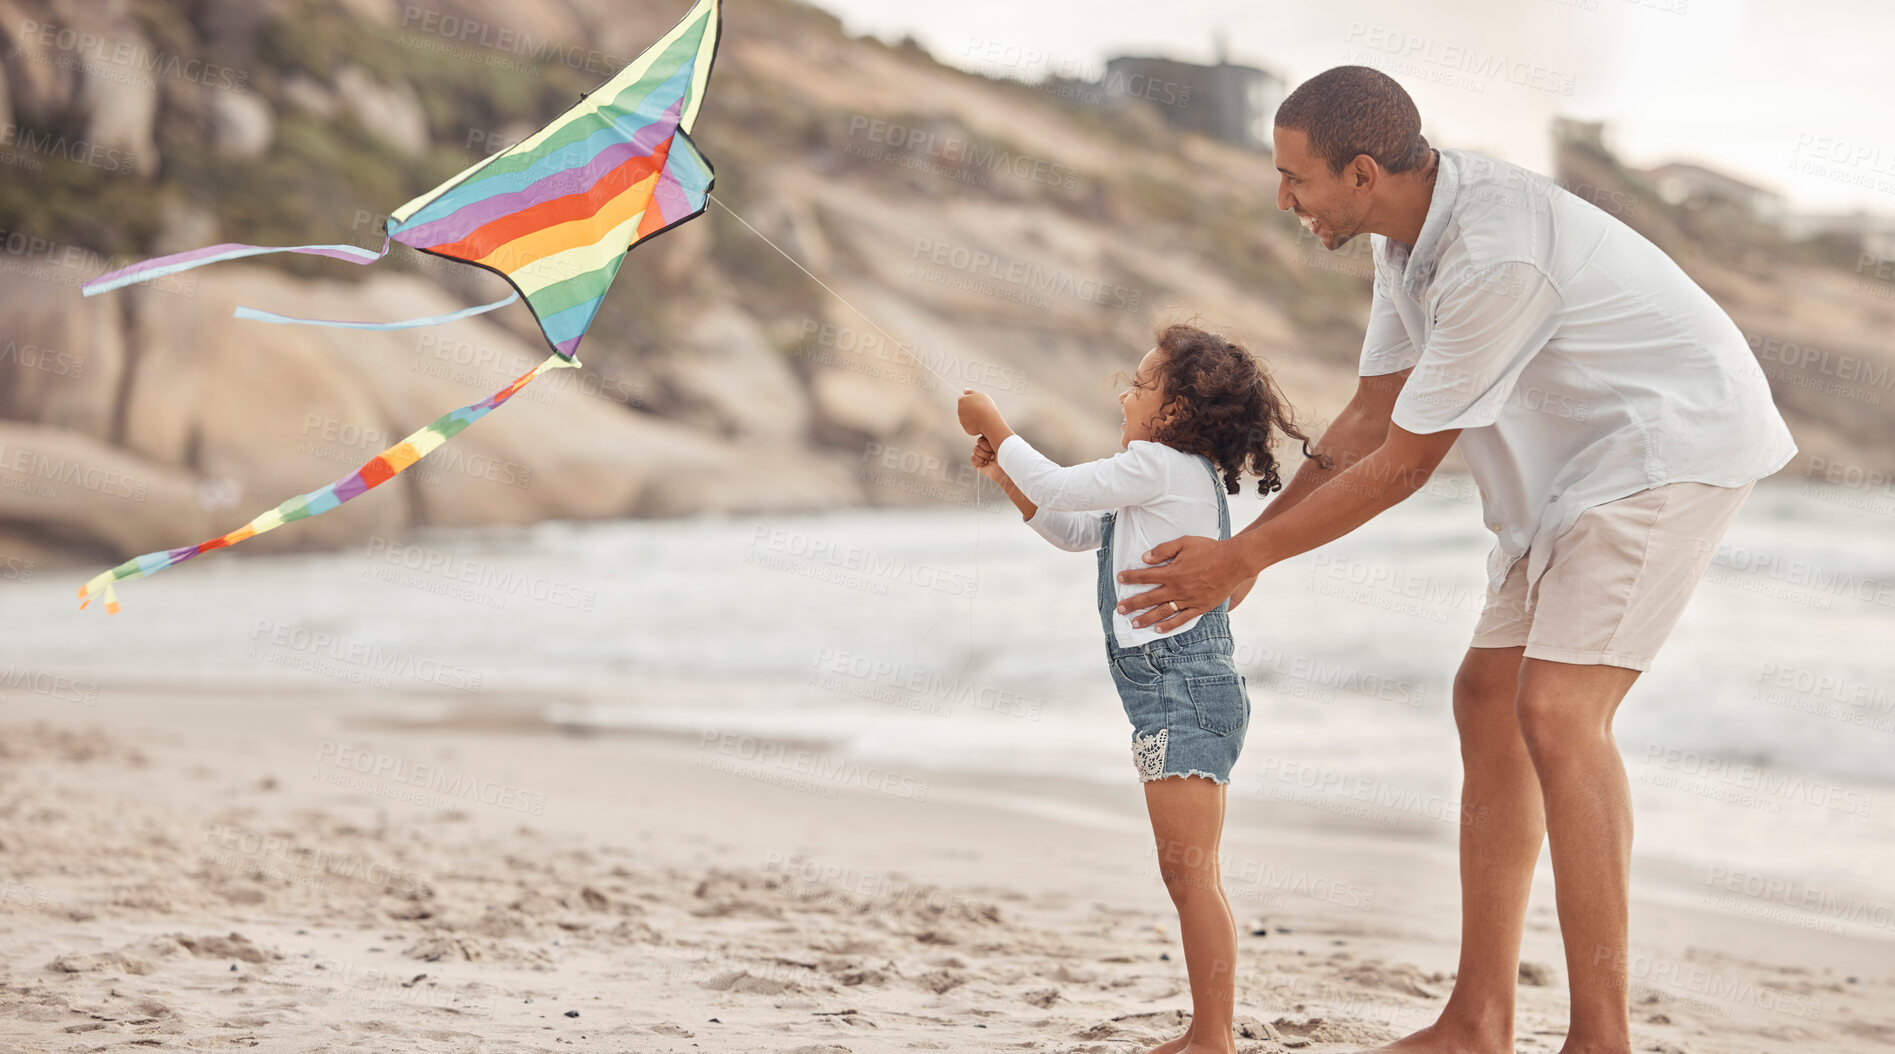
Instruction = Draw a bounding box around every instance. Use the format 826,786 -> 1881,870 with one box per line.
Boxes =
234,290 -> 521,331
77,353 -> 581,613
82,235 -> 524,334
81,236 -> 394,297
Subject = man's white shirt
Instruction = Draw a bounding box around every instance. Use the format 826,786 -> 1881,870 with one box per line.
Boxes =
1362,148 -> 1796,590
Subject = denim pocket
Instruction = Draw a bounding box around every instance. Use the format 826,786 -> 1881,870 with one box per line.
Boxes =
1186,672 -> 1244,736
1112,652 -> 1163,688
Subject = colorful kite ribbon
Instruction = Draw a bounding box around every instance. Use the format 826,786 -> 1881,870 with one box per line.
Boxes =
77,353 -> 579,613
81,234 -> 522,330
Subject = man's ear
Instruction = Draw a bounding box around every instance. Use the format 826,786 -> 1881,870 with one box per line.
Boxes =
1349,154 -> 1377,192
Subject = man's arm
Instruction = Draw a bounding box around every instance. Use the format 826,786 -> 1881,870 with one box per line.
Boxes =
1249,370 -> 1409,530
1121,401 -> 1460,630
1236,422 -> 1458,567
1224,369 -> 1408,608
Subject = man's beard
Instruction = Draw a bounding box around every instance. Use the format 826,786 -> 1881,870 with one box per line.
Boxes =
1305,209 -> 1365,250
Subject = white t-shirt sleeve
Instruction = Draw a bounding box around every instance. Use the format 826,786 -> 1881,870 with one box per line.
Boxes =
1022,509 -> 1104,552
996,434 -> 1168,511
1392,260 -> 1564,433
1361,267 -> 1421,377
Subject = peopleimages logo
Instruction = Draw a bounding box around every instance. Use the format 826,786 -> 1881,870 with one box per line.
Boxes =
907,238 -> 1142,311
0,442 -> 147,501
397,6 -> 629,76
0,122 -> 137,174
1704,866 -> 1893,934
249,620 -> 483,692
847,116 -> 1080,192
1342,23 -> 1576,96
15,20 -> 248,93
0,340 -> 85,378
312,742 -> 546,816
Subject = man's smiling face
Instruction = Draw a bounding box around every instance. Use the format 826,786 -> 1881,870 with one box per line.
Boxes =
1273,125 -> 1369,251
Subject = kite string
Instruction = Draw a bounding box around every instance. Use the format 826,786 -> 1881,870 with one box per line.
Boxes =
707,193 -> 962,397
707,191 -> 985,679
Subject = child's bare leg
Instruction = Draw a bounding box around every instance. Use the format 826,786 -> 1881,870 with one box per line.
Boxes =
1143,774 -> 1238,1054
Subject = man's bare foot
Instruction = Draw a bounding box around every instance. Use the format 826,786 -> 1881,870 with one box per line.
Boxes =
1353,1022 -> 1511,1054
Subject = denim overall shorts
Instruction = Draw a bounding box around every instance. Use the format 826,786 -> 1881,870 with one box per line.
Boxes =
1097,453 -> 1250,784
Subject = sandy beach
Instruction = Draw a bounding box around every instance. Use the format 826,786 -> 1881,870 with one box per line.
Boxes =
4,0 -> 1893,1049
3,679 -> 1890,1054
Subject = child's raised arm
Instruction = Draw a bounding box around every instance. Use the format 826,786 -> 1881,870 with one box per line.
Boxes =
959,390 -> 1110,551
969,437 -> 1102,553
994,434 -> 1168,513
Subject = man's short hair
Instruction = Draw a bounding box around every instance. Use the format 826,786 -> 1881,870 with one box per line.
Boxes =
1275,65 -> 1431,175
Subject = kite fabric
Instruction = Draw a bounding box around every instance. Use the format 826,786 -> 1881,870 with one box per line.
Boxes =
74,0 -> 721,612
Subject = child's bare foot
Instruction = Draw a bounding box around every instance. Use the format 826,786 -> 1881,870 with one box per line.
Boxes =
1142,1031 -> 1191,1054
1144,1030 -> 1237,1054
1349,1022 -> 1511,1053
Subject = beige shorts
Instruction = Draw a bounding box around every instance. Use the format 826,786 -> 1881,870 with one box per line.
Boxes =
1469,480 -> 1756,672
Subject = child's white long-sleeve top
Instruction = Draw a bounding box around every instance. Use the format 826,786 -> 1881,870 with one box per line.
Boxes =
996,434 -> 1225,648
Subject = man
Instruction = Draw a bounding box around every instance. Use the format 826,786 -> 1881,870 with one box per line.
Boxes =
1117,66 -> 1795,1054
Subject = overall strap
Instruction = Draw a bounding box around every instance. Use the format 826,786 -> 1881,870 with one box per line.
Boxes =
1197,454 -> 1233,618
1196,455 -> 1231,541
1095,512 -> 1120,642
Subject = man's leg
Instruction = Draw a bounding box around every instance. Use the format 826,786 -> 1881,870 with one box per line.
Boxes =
1515,658 -> 1640,1054
1364,645 -> 1544,1054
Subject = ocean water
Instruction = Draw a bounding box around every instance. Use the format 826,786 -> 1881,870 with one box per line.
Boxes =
10,476 -> 1893,928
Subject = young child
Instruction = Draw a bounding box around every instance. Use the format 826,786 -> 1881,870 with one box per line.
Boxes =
957,323 -> 1320,1054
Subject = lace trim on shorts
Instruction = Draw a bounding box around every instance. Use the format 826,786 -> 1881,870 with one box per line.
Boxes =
1132,728 -> 1169,779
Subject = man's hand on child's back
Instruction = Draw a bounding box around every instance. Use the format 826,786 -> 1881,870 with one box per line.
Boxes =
1117,535 -> 1250,631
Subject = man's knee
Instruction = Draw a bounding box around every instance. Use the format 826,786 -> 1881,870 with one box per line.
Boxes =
1515,660 -> 1639,764
1515,686 -> 1613,766
1452,647 -> 1523,732
1513,691 -> 1565,762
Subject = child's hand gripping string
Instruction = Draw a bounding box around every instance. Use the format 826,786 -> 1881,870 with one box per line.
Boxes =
958,394 -> 1037,519
971,434 -> 1039,520
969,435 -> 1007,485
956,389 -> 1014,446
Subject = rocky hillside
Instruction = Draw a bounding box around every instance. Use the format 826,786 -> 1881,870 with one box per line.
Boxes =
0,0 -> 1887,566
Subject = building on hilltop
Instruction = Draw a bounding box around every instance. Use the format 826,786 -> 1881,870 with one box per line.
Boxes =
1552,117 -> 1609,153
1782,210 -> 1895,259
1643,161 -> 1786,224
1099,34 -> 1284,151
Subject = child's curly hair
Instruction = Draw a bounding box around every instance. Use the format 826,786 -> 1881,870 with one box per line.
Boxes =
1135,324 -> 1329,495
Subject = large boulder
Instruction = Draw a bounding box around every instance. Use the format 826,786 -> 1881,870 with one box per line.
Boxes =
0,3 -> 79,124
67,6 -> 160,166
0,282 -> 125,442
656,310 -> 812,444
0,47 -> 12,128
334,65 -> 428,158
209,89 -> 273,158
0,419 -> 209,558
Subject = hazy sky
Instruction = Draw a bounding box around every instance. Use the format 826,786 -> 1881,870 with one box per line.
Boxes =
807,0 -> 1894,217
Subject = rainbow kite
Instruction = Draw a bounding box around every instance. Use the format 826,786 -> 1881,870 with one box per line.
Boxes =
77,0 -> 720,612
